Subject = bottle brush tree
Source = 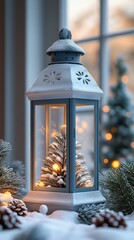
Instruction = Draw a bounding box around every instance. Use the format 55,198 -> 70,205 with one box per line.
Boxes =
40,124 -> 93,188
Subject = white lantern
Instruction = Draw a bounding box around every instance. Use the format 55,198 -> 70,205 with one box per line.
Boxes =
23,28 -> 105,213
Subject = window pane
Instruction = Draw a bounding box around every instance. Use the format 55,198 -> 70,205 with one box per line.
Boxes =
108,0 -> 134,33
79,41 -> 100,84
109,35 -> 134,103
101,36 -> 134,170
67,0 -> 99,41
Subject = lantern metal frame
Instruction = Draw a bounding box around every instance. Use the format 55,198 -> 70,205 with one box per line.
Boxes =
68,98 -> 99,193
30,98 -> 99,194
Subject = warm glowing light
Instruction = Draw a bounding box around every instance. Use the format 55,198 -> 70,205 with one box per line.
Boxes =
0,191 -> 13,203
0,202 -> 8,207
82,121 -> 88,129
51,106 -> 59,109
111,160 -> 120,169
102,105 -> 110,113
105,133 -> 112,141
52,163 -> 60,172
85,182 -> 92,187
103,158 -> 109,164
121,75 -> 128,84
78,127 -> 84,133
35,181 -> 44,187
51,130 -> 57,138
131,141 -> 134,148
4,192 -> 12,198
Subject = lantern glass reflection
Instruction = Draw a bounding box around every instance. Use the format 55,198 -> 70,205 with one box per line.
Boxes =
34,103 -> 66,190
75,104 -> 94,188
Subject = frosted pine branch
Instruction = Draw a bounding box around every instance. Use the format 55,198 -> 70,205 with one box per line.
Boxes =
100,162 -> 134,215
0,139 -> 11,163
0,166 -> 25,198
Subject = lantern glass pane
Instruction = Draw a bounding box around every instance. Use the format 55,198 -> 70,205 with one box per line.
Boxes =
34,103 -> 67,190
75,104 -> 94,188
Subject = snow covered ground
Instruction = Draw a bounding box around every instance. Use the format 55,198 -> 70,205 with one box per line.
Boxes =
1,205 -> 134,240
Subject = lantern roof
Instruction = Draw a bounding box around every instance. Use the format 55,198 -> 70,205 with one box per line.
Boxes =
27,28 -> 103,100
46,28 -> 85,57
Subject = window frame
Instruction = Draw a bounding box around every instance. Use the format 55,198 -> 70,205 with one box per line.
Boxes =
68,0 -> 134,104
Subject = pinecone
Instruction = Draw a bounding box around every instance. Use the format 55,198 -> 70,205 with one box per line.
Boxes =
8,199 -> 27,216
92,209 -> 127,228
0,206 -> 21,230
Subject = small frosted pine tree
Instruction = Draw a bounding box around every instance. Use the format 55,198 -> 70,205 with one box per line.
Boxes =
40,125 -> 66,187
40,124 -> 93,188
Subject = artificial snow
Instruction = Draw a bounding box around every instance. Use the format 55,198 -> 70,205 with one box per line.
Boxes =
1,205 -> 134,240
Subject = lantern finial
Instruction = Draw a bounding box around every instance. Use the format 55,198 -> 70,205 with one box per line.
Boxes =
46,28 -> 85,63
59,28 -> 72,40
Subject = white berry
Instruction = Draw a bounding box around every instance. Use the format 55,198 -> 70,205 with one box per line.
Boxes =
39,205 -> 48,215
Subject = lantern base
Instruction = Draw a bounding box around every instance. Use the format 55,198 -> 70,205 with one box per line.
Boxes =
23,190 -> 105,214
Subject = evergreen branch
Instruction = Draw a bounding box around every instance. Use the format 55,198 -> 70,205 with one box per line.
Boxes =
121,162 -> 134,187
54,135 -> 64,145
100,162 -> 134,215
10,160 -> 25,176
0,166 -> 24,198
78,203 -> 105,225
0,140 -> 11,162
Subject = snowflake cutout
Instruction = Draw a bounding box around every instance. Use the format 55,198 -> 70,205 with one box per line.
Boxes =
76,71 -> 91,84
43,71 -> 61,84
